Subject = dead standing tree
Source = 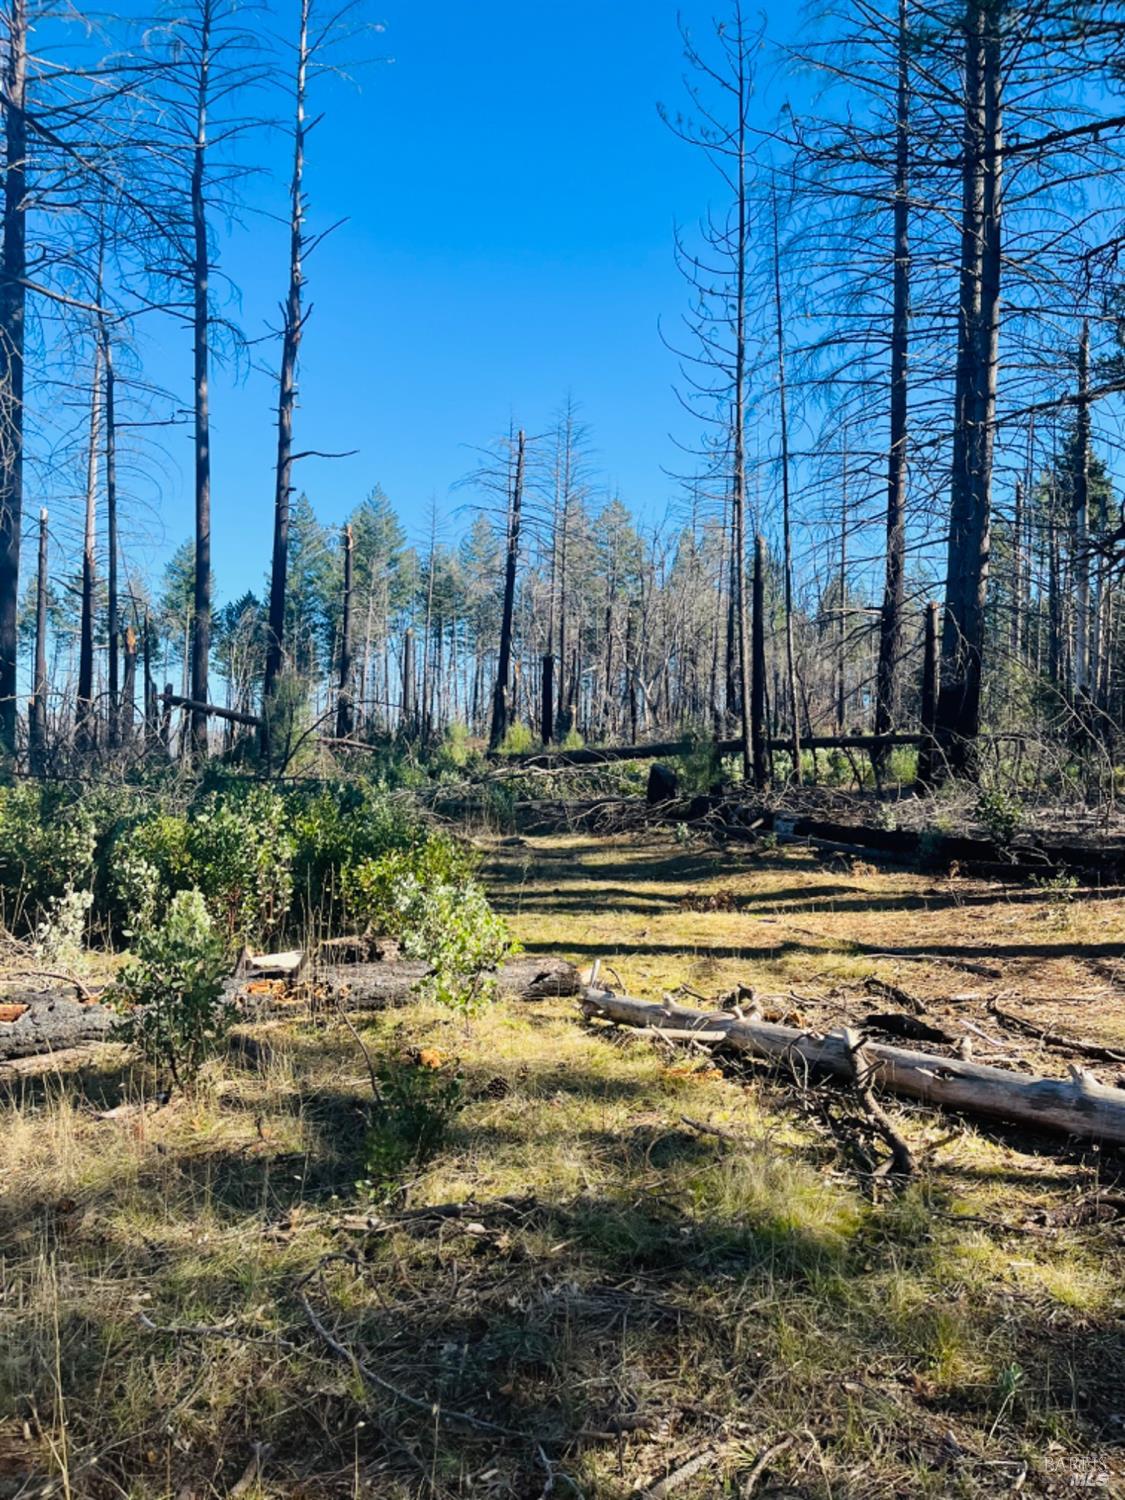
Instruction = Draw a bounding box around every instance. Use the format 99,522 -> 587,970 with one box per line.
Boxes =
660,3 -> 761,782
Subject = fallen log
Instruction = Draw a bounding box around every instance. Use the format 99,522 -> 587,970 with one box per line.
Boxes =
0,956 -> 582,1061
0,992 -> 114,1061
308,955 -> 581,1009
582,989 -> 1125,1146
161,690 -> 261,729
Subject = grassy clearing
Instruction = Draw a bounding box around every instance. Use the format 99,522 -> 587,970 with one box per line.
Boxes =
0,832 -> 1123,1497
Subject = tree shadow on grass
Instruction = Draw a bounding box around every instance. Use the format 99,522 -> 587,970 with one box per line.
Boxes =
4,1046 -> 1124,1496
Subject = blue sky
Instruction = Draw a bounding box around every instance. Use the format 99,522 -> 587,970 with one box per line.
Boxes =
130,0 -> 802,603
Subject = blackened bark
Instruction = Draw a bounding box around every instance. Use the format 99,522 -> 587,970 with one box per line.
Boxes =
336,523 -> 354,737
916,600 -> 940,788
29,505 -> 46,771
490,428 -> 525,750
0,0 -> 27,765
76,345 -> 102,752
190,0 -> 214,759
875,0 -> 911,751
935,0 -> 1002,777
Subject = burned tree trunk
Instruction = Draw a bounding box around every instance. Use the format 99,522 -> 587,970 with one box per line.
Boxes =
0,0 -> 27,767
934,0 -> 1002,777
874,0 -> 911,757
490,428 -> 525,751
28,507 -> 47,771
337,523 -> 354,738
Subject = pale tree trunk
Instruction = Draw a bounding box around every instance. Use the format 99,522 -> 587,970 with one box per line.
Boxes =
336,522 -> 354,736
772,191 -> 801,783
731,22 -> 753,783
104,324 -> 120,747
263,0 -> 310,747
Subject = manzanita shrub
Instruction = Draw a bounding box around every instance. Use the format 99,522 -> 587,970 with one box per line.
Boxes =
109,888 -> 234,1089
0,774 -> 513,1012
344,836 -> 516,1019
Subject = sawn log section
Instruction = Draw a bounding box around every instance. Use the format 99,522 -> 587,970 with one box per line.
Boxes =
583,989 -> 1125,1146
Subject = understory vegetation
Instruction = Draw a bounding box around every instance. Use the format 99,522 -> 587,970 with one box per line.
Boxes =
0,769 -> 484,949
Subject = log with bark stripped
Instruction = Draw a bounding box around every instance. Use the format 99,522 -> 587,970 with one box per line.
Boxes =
582,989 -> 1125,1146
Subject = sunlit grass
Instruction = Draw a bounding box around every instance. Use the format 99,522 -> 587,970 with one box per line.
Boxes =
0,832 -> 1121,1496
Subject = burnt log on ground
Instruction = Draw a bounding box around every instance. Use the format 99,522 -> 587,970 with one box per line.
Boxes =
583,989 -> 1125,1147
674,802 -> 1125,884
0,992 -> 114,1061
0,956 -> 582,1062
307,955 -> 581,1009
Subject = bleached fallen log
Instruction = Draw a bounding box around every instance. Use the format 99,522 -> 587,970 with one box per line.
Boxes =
582,989 -> 1125,1146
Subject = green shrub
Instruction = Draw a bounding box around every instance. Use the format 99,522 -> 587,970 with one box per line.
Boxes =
0,784 -> 97,929
345,838 -> 514,1018
34,886 -> 94,965
288,780 -> 420,930
110,889 -> 234,1089
499,722 -> 535,756
185,786 -> 294,943
674,731 -> 719,794
976,787 -> 1022,846
360,1053 -> 465,1197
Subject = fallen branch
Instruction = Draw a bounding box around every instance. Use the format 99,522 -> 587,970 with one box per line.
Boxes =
842,1028 -> 915,1176
680,1115 -> 744,1143
743,1436 -> 794,1495
988,999 -> 1125,1065
298,1285 -> 517,1436
637,1443 -> 728,1499
583,989 -> 1125,1146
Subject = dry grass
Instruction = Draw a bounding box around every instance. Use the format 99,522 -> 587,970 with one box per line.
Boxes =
0,831 -> 1123,1498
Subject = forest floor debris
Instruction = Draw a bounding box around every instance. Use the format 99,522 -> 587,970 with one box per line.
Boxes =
0,831 -> 1123,1496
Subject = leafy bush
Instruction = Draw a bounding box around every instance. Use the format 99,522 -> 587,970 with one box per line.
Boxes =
360,1052 -> 465,1197
0,783 -> 97,929
288,780 -> 420,930
345,837 -> 514,1018
110,889 -> 234,1089
674,731 -> 720,794
34,886 -> 94,966
0,771 -> 480,959
186,786 -> 294,942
